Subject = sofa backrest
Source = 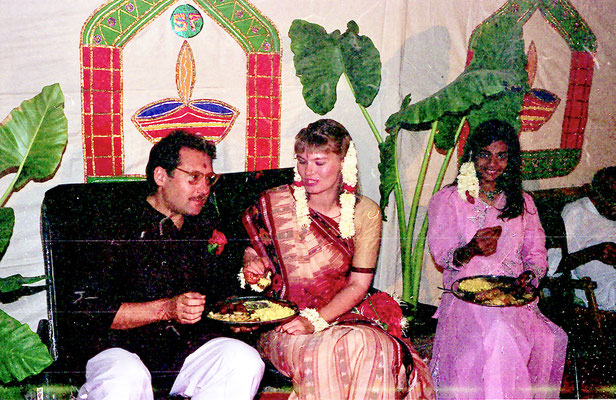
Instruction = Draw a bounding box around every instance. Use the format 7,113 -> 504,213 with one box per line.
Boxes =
40,168 -> 293,377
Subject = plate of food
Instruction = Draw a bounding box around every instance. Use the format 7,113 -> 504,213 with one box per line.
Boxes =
450,274 -> 537,307
206,296 -> 299,326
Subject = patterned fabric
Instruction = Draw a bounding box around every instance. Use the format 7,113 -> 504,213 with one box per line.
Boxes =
242,185 -> 435,400
427,185 -> 568,399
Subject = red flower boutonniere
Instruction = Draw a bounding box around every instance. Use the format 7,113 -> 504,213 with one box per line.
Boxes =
208,229 -> 227,255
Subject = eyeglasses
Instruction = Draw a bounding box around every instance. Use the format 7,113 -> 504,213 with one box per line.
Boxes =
174,167 -> 220,187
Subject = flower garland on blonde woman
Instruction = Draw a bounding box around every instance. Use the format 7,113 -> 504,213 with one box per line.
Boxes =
292,142 -> 358,239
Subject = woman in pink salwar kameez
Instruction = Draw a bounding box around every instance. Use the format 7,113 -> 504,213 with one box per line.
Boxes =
242,119 -> 435,400
427,119 -> 567,399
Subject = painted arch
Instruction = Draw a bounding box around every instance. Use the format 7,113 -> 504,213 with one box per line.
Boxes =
80,0 -> 281,178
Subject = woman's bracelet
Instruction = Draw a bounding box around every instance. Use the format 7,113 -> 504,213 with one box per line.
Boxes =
452,248 -> 468,267
299,308 -> 330,332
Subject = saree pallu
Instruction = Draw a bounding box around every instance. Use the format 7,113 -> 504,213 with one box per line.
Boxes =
243,185 -> 435,400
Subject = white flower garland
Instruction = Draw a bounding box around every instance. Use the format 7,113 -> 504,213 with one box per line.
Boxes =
457,161 -> 479,201
293,142 -> 358,239
299,308 -> 330,332
292,167 -> 311,229
339,142 -> 357,238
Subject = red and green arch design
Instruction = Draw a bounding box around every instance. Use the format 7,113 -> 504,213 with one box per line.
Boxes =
466,0 -> 597,179
81,0 -> 281,178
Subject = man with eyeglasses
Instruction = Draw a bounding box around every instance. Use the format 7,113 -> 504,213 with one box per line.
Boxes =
78,130 -> 264,400
558,165 -> 616,312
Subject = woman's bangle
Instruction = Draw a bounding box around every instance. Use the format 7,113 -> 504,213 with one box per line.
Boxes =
299,308 -> 330,332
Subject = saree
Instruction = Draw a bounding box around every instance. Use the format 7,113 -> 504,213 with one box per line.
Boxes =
242,185 -> 435,400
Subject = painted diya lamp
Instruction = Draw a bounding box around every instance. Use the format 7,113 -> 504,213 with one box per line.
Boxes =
132,41 -> 238,143
519,41 -> 561,133
519,88 -> 561,132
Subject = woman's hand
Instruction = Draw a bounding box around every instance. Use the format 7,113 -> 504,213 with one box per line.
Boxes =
275,316 -> 314,335
243,248 -> 268,284
471,226 -> 502,257
454,226 -> 502,266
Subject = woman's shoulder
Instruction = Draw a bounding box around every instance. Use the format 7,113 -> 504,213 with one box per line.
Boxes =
356,195 -> 381,218
430,185 -> 459,204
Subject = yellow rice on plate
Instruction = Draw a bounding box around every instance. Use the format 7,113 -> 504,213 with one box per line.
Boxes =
457,277 -> 495,293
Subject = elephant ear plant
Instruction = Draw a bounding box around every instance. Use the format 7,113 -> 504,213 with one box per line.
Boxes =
0,83 -> 68,383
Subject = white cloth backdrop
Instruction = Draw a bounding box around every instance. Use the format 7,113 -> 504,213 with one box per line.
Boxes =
1,0 -> 615,330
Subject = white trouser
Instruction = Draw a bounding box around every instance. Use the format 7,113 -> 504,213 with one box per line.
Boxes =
77,337 -> 265,400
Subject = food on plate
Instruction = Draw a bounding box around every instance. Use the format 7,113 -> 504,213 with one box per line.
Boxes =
455,276 -> 536,307
207,299 -> 296,324
458,277 -> 494,293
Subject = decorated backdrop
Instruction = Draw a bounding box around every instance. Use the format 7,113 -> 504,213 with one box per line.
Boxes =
1,0 -> 615,329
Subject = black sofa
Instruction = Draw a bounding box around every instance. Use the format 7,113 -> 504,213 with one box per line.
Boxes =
38,168 -> 293,387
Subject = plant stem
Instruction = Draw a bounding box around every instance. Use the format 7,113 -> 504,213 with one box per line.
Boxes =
402,121 -> 438,303
357,103 -> 383,144
408,116 -> 467,305
0,167 -> 22,207
344,74 -> 383,145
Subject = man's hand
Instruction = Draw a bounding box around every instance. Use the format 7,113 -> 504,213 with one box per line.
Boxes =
164,292 -> 206,324
592,242 -> 616,266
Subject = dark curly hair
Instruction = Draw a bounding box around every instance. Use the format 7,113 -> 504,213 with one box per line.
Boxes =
145,130 -> 216,195
460,119 -> 524,220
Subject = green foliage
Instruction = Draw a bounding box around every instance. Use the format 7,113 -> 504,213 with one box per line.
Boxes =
386,69 -> 523,134
377,132 -> 399,213
289,19 -> 381,115
0,310 -> 53,383
339,21 -> 381,108
0,83 -> 67,383
0,275 -> 45,294
386,7 -> 528,139
434,114 -> 465,151
0,83 -> 68,198
0,209 -> 14,255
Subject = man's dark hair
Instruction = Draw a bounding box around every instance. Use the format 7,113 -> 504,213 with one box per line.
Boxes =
145,130 -> 216,194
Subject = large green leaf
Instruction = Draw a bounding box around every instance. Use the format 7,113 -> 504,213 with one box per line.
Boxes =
0,310 -> 53,383
339,21 -> 381,108
289,20 -> 382,115
386,8 -> 528,137
289,20 -> 344,115
378,131 -> 399,213
0,208 -> 14,255
0,275 -> 45,294
0,83 -> 68,193
385,69 -> 520,132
